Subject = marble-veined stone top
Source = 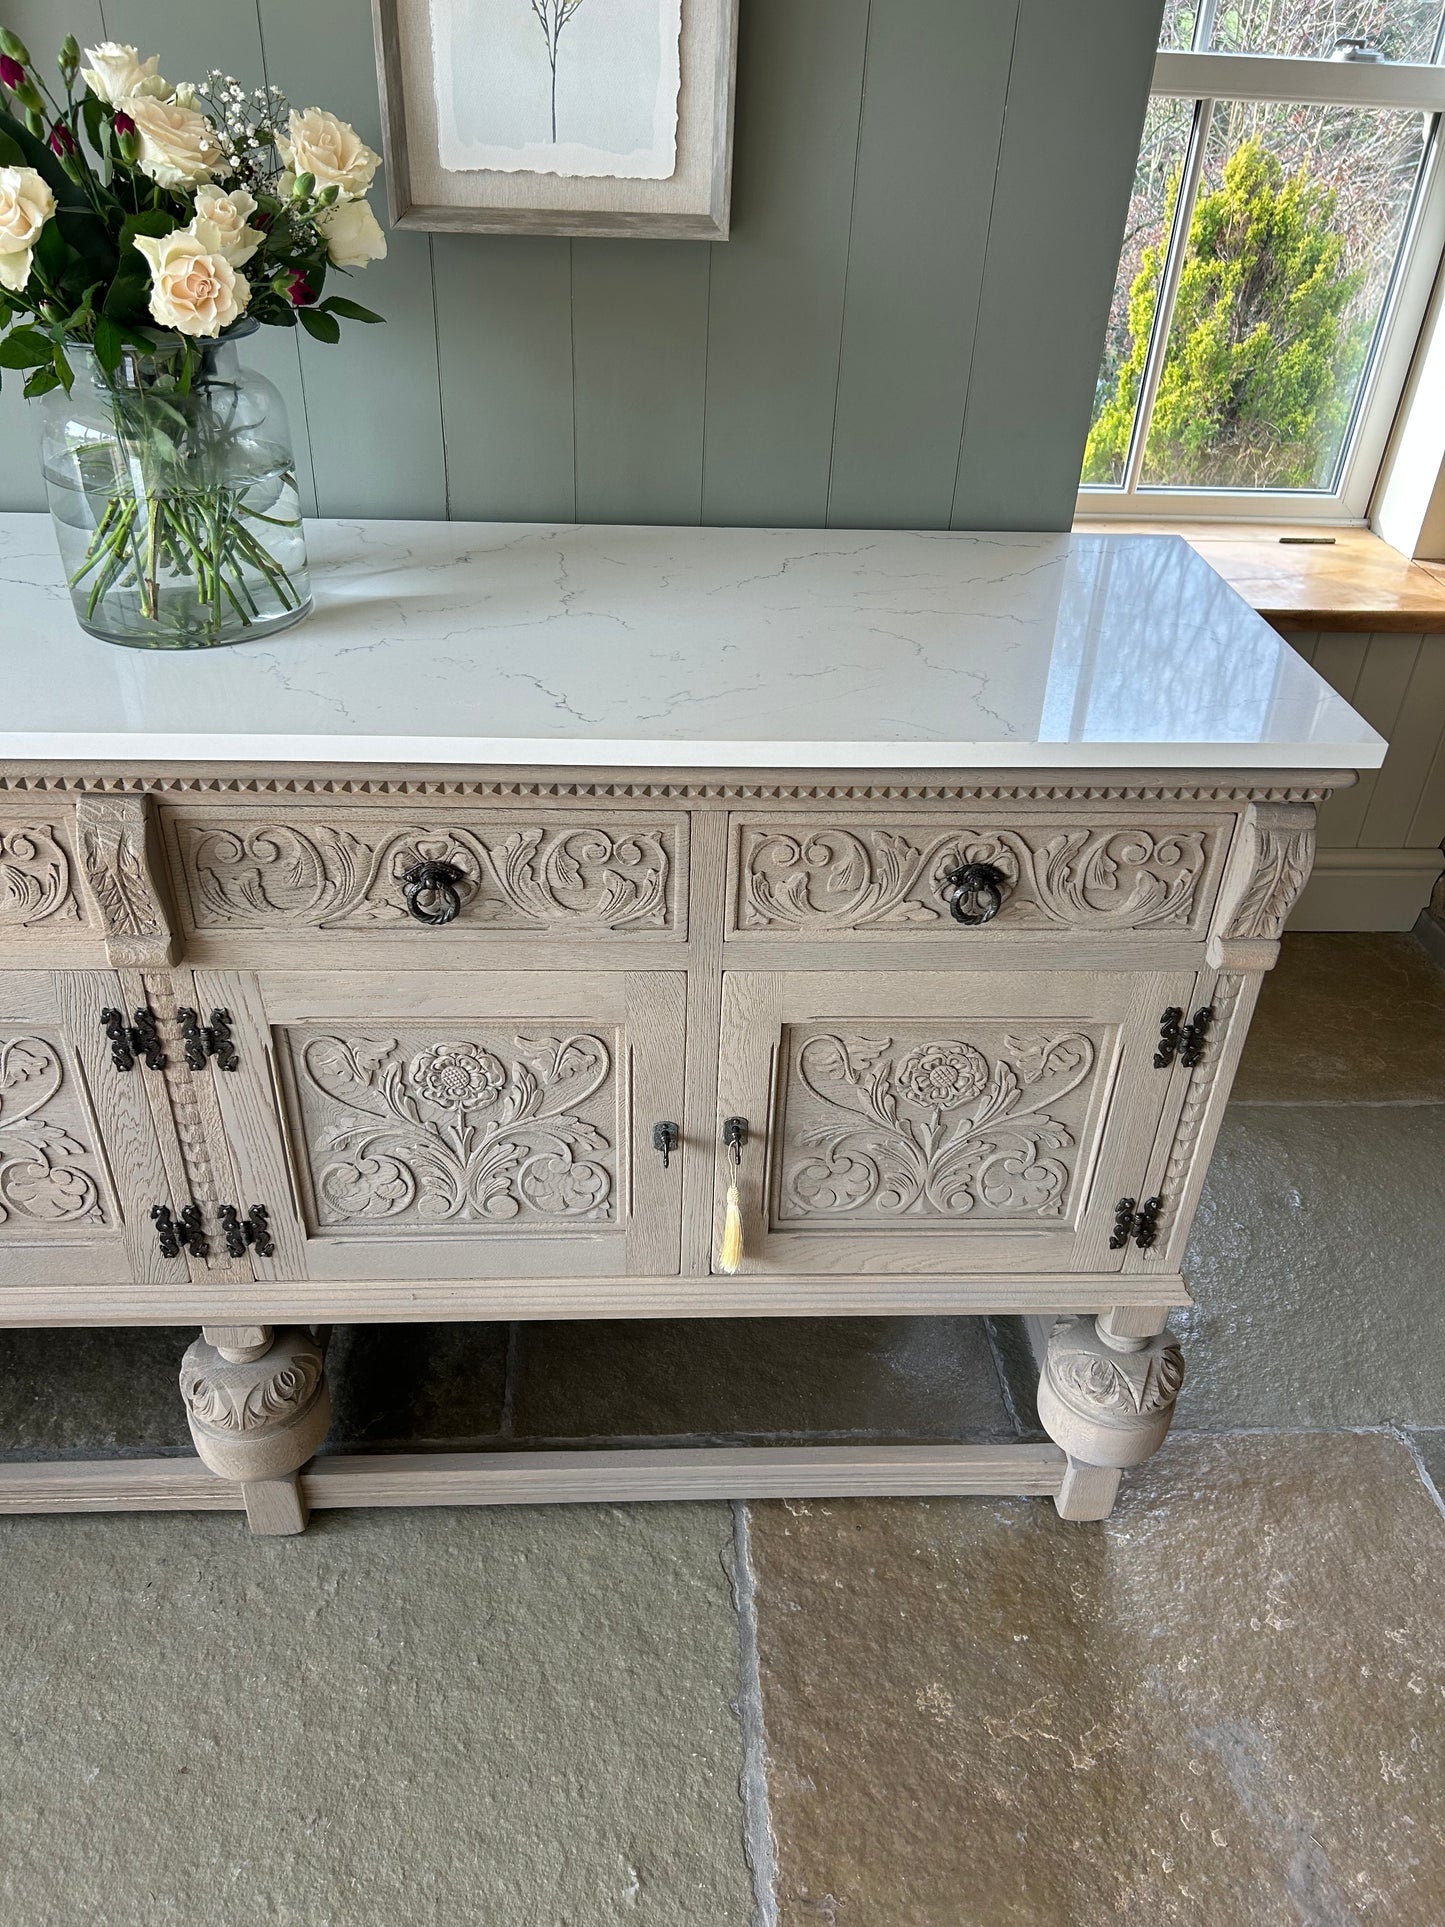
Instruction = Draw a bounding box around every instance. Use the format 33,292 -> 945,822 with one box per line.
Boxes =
0,514 -> 1384,770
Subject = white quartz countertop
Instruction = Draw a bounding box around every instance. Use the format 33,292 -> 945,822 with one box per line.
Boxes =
0,514 -> 1383,770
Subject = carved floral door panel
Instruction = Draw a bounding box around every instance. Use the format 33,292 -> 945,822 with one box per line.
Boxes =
0,971 -> 188,1288
196,969 -> 686,1282
713,969 -> 1197,1276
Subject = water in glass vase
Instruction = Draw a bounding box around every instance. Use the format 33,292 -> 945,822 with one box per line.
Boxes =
39,325 -> 312,650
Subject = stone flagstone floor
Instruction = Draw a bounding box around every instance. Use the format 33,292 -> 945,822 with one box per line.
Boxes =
0,932 -> 1442,1926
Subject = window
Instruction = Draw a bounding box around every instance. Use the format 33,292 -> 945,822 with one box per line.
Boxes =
1079,1 -> 1445,519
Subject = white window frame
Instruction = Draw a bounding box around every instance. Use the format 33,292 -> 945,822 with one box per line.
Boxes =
1078,14 -> 1445,524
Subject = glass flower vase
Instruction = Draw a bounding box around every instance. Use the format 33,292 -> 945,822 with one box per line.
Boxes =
38,321 -> 311,650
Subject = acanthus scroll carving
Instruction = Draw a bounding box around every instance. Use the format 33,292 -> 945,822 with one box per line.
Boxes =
736,821 -> 1215,933
287,1028 -> 618,1230
180,817 -> 678,932
776,1026 -> 1100,1224
1225,823 -> 1316,939
180,1345 -> 324,1433
0,824 -> 79,927
1044,1315 -> 1184,1420
0,1034 -> 106,1227
75,795 -> 174,963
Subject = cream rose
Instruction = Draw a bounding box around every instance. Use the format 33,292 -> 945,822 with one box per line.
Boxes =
133,220 -> 249,337
79,41 -> 169,107
279,107 -> 380,198
315,193 -> 387,270
127,94 -> 223,190
192,184 -> 262,267
0,165 -> 55,295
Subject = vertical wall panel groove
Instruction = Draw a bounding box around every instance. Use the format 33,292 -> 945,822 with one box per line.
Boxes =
432,236 -> 576,522
572,242 -> 710,525
257,0 -> 446,518
826,0 -> 1018,530
951,0 -> 1163,531
700,0 -> 872,527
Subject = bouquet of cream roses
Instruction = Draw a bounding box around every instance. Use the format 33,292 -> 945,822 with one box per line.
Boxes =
0,26 -> 387,646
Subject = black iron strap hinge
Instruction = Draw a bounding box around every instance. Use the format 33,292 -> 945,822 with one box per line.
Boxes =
101,1006 -> 165,1073
1154,1004 -> 1214,1070
177,1007 -> 240,1072
151,1202 -> 208,1260
218,1203 -> 274,1258
1109,1194 -> 1163,1251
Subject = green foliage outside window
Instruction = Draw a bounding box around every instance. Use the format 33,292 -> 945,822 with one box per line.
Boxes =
1083,137 -> 1370,489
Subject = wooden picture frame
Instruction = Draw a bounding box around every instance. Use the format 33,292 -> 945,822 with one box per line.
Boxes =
371,0 -> 738,239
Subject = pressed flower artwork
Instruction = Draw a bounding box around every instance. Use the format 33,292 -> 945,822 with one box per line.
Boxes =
428,0 -> 682,179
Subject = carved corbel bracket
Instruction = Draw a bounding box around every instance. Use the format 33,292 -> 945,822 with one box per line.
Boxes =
1208,801 -> 1316,970
179,1326 -> 330,1484
75,793 -> 179,966
1036,1313 -> 1184,1470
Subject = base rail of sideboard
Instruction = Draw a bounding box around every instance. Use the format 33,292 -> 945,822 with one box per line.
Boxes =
0,1442 -> 1069,1515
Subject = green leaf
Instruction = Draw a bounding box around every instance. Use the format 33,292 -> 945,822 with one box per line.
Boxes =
120,208 -> 177,250
0,327 -> 54,369
21,365 -> 60,398
92,315 -> 122,373
297,307 -> 341,345
316,296 -> 384,324
102,266 -> 150,322
51,343 -> 73,393
0,127 -> 25,167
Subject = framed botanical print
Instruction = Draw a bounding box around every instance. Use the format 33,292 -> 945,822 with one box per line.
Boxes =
371,0 -> 738,238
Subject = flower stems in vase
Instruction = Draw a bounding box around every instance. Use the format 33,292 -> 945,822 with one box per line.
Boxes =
0,26 -> 388,648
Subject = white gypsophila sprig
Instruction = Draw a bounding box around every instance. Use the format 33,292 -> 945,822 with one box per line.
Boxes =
195,70 -> 290,188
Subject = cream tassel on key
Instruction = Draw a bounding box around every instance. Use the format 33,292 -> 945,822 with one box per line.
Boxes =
719,1116 -> 747,1275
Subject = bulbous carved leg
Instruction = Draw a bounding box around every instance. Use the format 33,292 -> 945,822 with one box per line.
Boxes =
1036,1313 -> 1184,1522
180,1326 -> 330,1536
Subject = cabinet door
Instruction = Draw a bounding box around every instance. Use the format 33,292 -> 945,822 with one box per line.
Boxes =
714,969 -> 1196,1277
199,969 -> 686,1283
0,971 -> 187,1289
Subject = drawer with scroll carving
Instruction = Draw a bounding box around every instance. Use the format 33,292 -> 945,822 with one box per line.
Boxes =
0,811 -> 92,950
726,814 -> 1234,939
162,808 -> 689,945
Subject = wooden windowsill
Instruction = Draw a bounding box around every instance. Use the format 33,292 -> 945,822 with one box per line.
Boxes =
1072,519 -> 1445,633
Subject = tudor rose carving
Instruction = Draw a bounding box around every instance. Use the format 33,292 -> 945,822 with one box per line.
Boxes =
0,1035 -> 105,1227
181,818 -> 678,931
737,822 -> 1214,933
777,1026 -> 1099,1223
288,1028 -> 618,1229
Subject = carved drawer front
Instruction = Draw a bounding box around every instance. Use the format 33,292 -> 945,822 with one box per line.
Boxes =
195,968 -> 685,1283
727,815 -> 1232,939
713,968 -> 1196,1277
164,809 -> 689,949
0,814 -> 91,952
0,971 -> 191,1290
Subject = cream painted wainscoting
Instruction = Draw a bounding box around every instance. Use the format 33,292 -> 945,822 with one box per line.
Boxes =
1281,629 -> 1445,931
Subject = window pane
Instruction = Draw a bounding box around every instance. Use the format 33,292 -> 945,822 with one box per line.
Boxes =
1208,0 -> 1443,61
1159,2 -> 1204,48
1139,99 -> 1428,491
1080,96 -> 1196,488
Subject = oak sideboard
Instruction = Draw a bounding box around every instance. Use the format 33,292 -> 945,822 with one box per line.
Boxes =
0,516 -> 1383,1531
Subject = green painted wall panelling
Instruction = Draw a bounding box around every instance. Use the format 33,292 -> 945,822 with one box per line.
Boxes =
0,0 -> 1163,529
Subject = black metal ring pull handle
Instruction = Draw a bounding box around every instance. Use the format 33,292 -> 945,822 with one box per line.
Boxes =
943,861 -> 1008,926
402,860 -> 465,926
